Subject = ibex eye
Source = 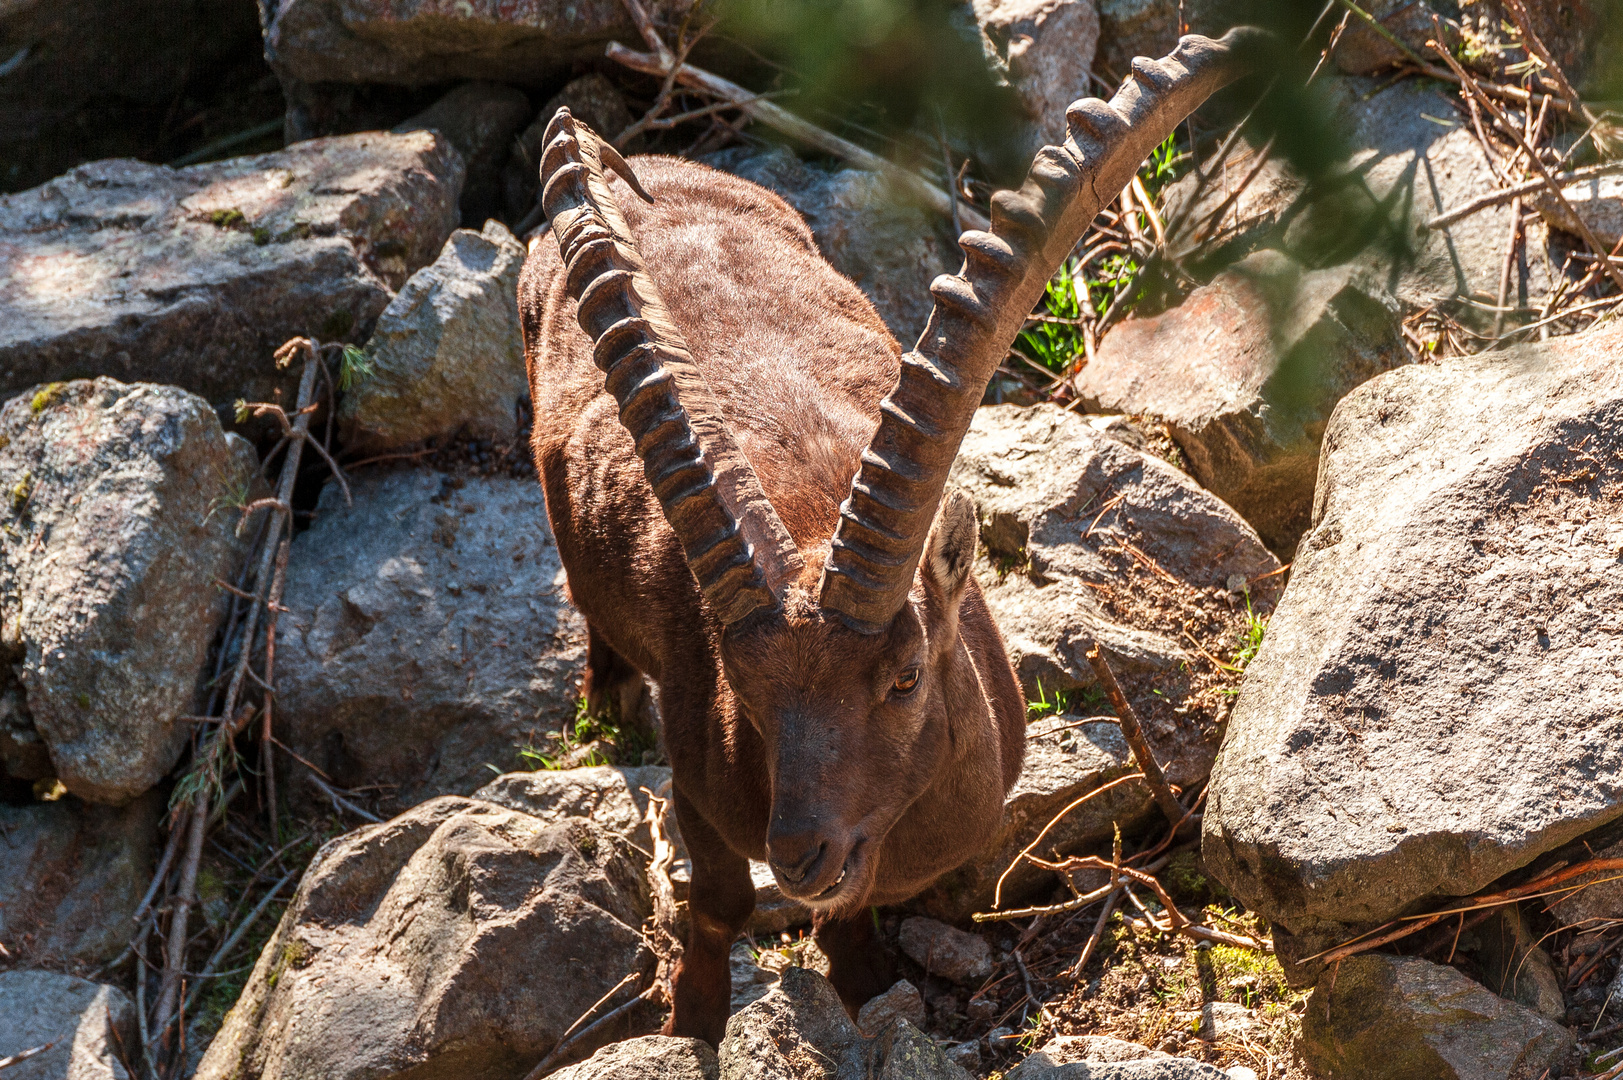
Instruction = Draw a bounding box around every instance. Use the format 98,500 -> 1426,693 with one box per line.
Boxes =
893,668 -> 921,695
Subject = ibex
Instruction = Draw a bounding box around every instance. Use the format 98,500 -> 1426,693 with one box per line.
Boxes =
520,30 -> 1258,1042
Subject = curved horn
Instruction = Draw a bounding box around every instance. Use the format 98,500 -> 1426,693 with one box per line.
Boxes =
818,29 -> 1267,632
540,108 -> 804,626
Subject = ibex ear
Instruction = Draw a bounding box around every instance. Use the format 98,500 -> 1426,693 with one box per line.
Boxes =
921,490 -> 978,617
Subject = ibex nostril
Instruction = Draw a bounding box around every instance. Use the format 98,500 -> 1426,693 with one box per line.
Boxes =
767,836 -> 826,885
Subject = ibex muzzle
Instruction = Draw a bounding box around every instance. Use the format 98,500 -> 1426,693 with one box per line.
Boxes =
521,28 -> 1262,1044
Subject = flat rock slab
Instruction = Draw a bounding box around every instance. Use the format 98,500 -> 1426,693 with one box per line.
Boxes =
0,132 -> 462,419
0,379 -> 258,803
340,220 -> 528,452
195,797 -> 654,1080
1203,322 -> 1623,982
0,970 -> 136,1080
1078,250 -> 1407,552
277,468 -> 585,808
1300,954 -> 1573,1080
0,794 -> 159,968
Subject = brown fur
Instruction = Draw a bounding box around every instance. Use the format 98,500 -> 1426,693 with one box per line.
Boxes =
520,156 -> 1025,1043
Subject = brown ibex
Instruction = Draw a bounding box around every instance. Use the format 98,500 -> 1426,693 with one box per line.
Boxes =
520,30 -> 1259,1043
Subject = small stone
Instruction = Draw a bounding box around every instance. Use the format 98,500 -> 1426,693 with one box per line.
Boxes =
547,1035 -> 717,1080
0,970 -> 135,1080
898,918 -> 994,985
858,979 -> 927,1036
1226,1068 -> 1259,1080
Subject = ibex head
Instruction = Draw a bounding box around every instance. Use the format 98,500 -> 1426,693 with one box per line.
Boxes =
538,28 -> 1262,909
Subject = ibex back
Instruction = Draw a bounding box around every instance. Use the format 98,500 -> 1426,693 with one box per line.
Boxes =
520,29 -> 1260,1044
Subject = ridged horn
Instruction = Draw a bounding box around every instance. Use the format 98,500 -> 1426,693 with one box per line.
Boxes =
540,107 -> 804,626
818,29 -> 1266,633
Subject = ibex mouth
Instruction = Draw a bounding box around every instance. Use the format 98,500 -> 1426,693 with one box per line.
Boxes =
788,839 -> 868,911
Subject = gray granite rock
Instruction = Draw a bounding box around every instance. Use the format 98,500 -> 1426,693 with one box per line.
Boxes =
339,221 -> 528,453
1203,321 -> 1623,983
0,380 -> 257,803
275,469 -> 585,809
0,132 -> 462,421
898,919 -> 994,986
548,1035 -> 718,1080
1300,954 -> 1573,1080
505,75 -> 637,224
964,0 -> 1100,156
858,980 -> 927,1037
195,798 -> 654,1080
396,82 -> 532,227
0,970 -> 135,1080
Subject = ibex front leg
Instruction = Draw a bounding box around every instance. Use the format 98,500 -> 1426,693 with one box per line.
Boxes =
666,788 -> 755,1045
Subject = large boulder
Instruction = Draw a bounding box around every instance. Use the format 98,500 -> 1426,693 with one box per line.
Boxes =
276,468 -> 585,809
963,0 -> 1100,156
395,82 -> 533,227
0,132 -> 463,422
0,0 -> 260,192
262,0 -> 676,88
339,221 -> 528,453
195,797 -> 654,1080
1092,0 -> 1241,80
1202,322 -> 1623,982
0,970 -> 136,1080
0,793 -> 160,968
703,145 -> 958,345
1077,249 -> 1408,553
1300,954 -> 1573,1080
949,403 -> 1282,786
0,379 -> 258,803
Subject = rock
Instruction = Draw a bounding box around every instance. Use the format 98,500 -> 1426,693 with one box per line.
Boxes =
263,0 -> 674,89
1300,954 -> 1574,1080
1534,171 -> 1623,249
1032,1036 -> 1168,1063
1093,0 -> 1242,80
948,403 -> 1281,775
548,1035 -> 718,1080
858,980 -> 927,1037
1330,0 -> 1465,76
1547,838 -> 1623,926
0,794 -> 159,968
0,380 -> 258,803
964,0 -> 1100,156
396,82 -> 533,227
473,765 -> 670,852
1202,322 -> 1623,983
1077,249 -> 1407,553
1470,906 -> 1566,1022
1159,76 -> 1556,322
703,145 -> 958,344
505,75 -> 637,224
0,132 -> 463,420
0,970 -> 136,1080
276,468 -> 585,809
718,967 -> 969,1080
0,0 -> 260,192
897,918 -> 993,985
339,221 -> 528,452
915,718 -> 1153,920
1008,1045 -> 1229,1079
195,797 -> 654,1080
1188,1001 -> 1261,1042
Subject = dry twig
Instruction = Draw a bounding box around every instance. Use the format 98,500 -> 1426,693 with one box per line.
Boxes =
1083,643 -> 1186,830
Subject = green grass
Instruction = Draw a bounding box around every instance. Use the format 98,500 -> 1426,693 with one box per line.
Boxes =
1233,595 -> 1267,671
1026,677 -> 1076,722
514,695 -> 658,771
338,345 -> 374,391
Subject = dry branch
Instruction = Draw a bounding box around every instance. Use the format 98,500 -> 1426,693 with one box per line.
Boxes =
1425,161 -> 1623,230
1084,643 -> 1187,830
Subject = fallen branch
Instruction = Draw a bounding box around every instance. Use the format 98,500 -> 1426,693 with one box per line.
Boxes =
1426,156 -> 1623,231
0,1043 -> 53,1072
1084,643 -> 1187,830
987,771 -> 1147,911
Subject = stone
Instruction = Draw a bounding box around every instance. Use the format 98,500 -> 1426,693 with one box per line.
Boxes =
275,468 -> 585,809
339,221 -> 528,453
548,1035 -> 718,1080
0,380 -> 259,803
1300,954 -> 1574,1080
915,717 -> 1153,920
1077,244 -> 1408,554
473,765 -> 671,852
965,0 -> 1100,156
0,794 -> 160,969
0,970 -> 136,1080
857,980 -> 927,1037
396,82 -> 533,227
1007,1045 -> 1229,1079
1331,0 -> 1459,76
718,967 -> 969,1080
897,918 -> 993,985
195,797 -> 654,1080
0,132 -> 463,421
505,75 -> 638,224
0,0 -> 261,192
1093,0 -> 1242,80
1469,906 -> 1567,1022
703,145 -> 958,345
263,0 -> 677,89
1032,1036 -> 1168,1063
1534,171 -> 1623,249
1547,838 -> 1623,926
1202,322 -> 1623,983
948,403 -> 1281,775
